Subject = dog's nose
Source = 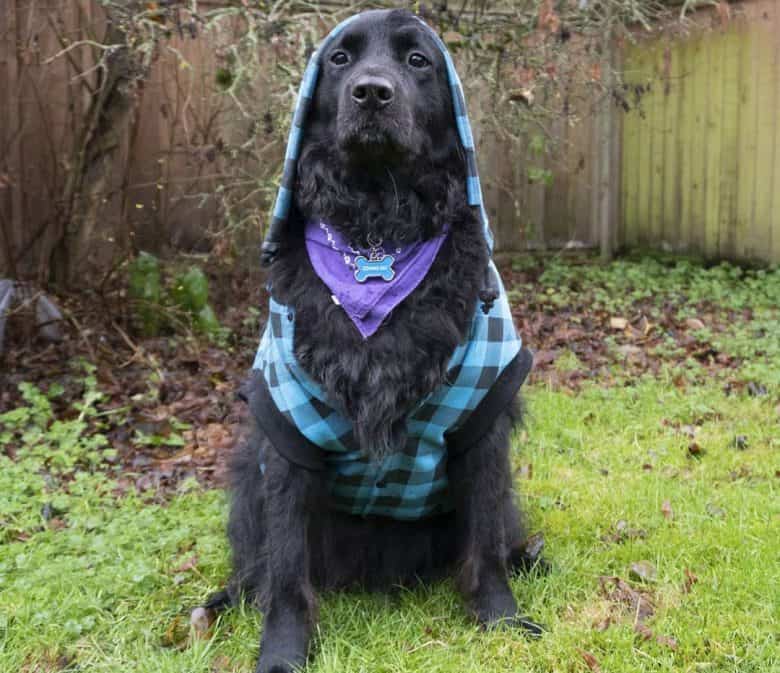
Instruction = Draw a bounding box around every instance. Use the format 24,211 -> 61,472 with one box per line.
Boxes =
351,76 -> 394,109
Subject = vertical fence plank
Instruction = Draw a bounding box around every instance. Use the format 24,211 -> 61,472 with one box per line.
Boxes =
597,52 -> 615,261
564,112 -> 578,242
661,39 -> 681,250
643,42 -> 664,244
621,46 -> 640,246
752,16 -> 776,263
635,47 -> 652,247
703,30 -> 724,259
718,29 -> 741,260
544,115 -> 570,245
772,0 -> 780,264
735,24 -> 759,260
574,108 -> 596,244
689,31 -> 710,255
677,37 -> 695,252
609,56 -> 622,254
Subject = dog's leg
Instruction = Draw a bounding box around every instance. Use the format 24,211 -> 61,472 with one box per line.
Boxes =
199,427 -> 268,619
255,447 -> 321,673
505,494 -> 551,576
448,408 -> 543,636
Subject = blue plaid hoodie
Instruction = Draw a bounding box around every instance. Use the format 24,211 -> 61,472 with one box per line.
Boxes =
250,12 -> 532,521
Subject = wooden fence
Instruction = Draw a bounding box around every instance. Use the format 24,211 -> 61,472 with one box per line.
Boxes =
621,0 -> 780,264
1,0 -> 778,283
0,0 -> 250,283
0,0 -> 620,283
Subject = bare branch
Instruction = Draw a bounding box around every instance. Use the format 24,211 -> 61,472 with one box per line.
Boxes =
43,40 -> 123,65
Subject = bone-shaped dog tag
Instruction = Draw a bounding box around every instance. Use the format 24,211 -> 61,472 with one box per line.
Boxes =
354,255 -> 395,282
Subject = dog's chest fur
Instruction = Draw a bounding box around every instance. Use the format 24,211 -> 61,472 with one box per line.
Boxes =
267,205 -> 487,459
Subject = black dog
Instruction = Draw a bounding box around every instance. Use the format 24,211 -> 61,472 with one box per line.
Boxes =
205,10 -> 543,673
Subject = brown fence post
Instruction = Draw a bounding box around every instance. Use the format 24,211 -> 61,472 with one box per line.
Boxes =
3,0 -> 24,277
598,38 -> 616,262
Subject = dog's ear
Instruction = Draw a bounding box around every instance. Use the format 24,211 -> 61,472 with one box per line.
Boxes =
295,141 -> 358,223
296,143 -> 335,218
262,139 -> 342,262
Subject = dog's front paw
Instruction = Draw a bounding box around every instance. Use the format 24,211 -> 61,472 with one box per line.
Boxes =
479,611 -> 546,638
509,615 -> 545,638
256,646 -> 306,673
256,614 -> 310,673
472,586 -> 545,639
256,662 -> 295,673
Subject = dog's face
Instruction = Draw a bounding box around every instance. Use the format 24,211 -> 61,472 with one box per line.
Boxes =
309,10 -> 455,166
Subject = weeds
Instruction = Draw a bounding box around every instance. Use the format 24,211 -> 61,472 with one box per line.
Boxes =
1,256 -> 778,672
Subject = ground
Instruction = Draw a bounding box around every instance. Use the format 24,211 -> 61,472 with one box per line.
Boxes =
1,254 -> 778,673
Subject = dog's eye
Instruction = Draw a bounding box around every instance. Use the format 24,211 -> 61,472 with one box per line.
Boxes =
330,51 -> 349,66
408,53 -> 429,68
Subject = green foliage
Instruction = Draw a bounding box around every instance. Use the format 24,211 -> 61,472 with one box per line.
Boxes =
128,252 -> 162,336
214,66 -> 235,91
171,266 -> 221,337
529,255 -> 780,387
536,257 -> 780,314
133,418 -> 189,448
1,376 -> 777,672
171,267 -> 209,313
195,304 -> 221,337
1,255 -> 777,672
128,255 -> 223,340
0,363 -> 116,539
527,166 -> 554,186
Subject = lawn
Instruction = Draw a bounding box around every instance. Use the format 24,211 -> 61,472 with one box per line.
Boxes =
1,255 -> 778,672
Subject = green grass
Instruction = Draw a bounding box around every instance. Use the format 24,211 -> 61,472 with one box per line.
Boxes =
2,256 -> 779,672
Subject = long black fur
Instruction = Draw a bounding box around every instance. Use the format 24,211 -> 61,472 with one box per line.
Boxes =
208,10 -> 543,673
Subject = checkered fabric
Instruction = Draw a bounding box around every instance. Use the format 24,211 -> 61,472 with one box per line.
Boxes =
252,262 -> 521,520
263,11 -> 495,256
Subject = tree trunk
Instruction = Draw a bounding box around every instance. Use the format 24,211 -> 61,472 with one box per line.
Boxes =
48,6 -> 148,288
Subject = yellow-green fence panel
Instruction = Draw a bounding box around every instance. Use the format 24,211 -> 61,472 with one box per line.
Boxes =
621,2 -> 780,265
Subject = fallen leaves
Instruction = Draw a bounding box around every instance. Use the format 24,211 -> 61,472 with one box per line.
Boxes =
537,0 -> 561,35
705,502 -> 726,519
687,441 -> 704,457
682,567 -> 698,594
189,606 -> 215,638
661,499 -> 673,520
609,317 -> 628,330
600,519 -> 646,544
599,575 -> 655,621
1,267 -> 264,498
442,30 -> 465,46
522,532 -> 546,565
172,554 -> 199,574
498,259 -> 761,390
162,606 -> 217,650
629,560 -> 657,583
597,575 -> 679,650
685,317 -> 706,331
635,623 -> 678,649
161,615 -> 189,649
577,649 -> 601,672
616,344 -> 642,359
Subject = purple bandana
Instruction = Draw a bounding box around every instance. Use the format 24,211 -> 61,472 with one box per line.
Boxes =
305,221 -> 448,339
